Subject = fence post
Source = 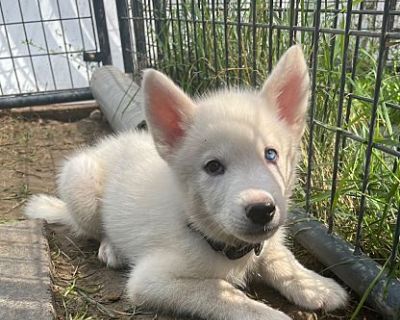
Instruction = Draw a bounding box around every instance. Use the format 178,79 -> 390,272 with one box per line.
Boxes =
131,0 -> 148,76
384,0 -> 397,63
116,0 -> 134,74
92,0 -> 112,65
152,0 -> 166,63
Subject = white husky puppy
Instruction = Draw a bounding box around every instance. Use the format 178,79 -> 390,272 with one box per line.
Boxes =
25,46 -> 348,320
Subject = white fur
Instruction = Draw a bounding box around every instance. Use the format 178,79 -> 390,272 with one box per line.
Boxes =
24,46 -> 348,320
25,194 -> 71,225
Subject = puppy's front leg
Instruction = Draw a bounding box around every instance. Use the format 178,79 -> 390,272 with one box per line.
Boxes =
255,231 -> 348,311
127,252 -> 291,320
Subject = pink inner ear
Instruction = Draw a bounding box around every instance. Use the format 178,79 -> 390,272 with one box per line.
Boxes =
276,73 -> 303,124
148,88 -> 185,147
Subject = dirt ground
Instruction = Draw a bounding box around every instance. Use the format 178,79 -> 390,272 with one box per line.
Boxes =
0,108 -> 381,320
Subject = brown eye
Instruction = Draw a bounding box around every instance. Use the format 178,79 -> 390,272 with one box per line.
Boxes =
204,160 -> 225,176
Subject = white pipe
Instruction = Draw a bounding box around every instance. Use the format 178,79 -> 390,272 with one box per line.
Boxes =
90,66 -> 145,132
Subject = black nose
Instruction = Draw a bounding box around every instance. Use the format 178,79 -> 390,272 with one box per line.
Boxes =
245,202 -> 275,226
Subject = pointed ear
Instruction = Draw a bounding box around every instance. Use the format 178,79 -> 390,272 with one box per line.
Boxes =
260,45 -> 310,135
142,69 -> 196,160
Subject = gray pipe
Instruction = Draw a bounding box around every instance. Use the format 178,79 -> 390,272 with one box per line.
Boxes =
90,66 -> 400,320
288,210 -> 400,319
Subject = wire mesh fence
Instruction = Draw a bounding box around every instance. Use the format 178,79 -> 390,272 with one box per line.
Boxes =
0,0 -> 399,291
0,0 -> 113,107
121,0 -> 400,275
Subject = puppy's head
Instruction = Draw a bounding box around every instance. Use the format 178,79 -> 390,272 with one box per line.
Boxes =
142,45 -> 310,245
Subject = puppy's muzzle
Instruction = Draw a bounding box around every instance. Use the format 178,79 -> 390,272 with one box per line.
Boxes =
245,202 -> 275,226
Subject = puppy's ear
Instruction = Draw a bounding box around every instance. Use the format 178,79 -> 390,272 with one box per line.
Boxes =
142,69 -> 196,160
260,45 -> 310,136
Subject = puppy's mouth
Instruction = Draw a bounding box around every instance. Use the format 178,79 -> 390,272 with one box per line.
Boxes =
237,224 -> 280,242
227,207 -> 285,243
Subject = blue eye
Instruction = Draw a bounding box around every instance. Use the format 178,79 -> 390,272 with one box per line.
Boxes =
265,148 -> 278,162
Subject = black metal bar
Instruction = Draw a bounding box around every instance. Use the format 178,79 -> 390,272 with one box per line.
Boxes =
92,0 -> 112,66
276,0 -> 282,59
142,0 -> 150,67
55,0 -> 75,87
315,83 -> 400,112
389,207 -> 400,271
0,50 -> 98,61
305,0 -> 322,214
251,0 -> 257,86
200,0 -> 208,81
175,0 -> 185,74
88,0 -> 101,64
312,119 -> 400,158
386,102 -> 400,111
74,0 -> 92,83
35,0 -> 57,91
237,0 -> 242,84
182,0 -> 192,73
0,88 -> 93,109
191,0 -> 201,85
328,0 -> 353,234
144,17 -> 400,39
354,0 -> 392,255
211,0 -> 218,86
131,0 -> 148,72
144,0 -> 155,67
163,0 -> 172,76
1,8 -> 399,30
153,0 -> 167,65
0,16 -> 94,27
169,0 -> 178,76
223,0 -> 229,86
0,2 -> 22,93
319,0 -> 340,133
288,0 -> 295,46
17,0 -> 39,91
267,0 -> 273,73
116,0 -> 134,74
341,1 -> 363,154
384,0 -> 397,63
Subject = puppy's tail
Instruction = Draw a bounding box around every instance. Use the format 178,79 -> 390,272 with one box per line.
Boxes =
24,194 -> 73,225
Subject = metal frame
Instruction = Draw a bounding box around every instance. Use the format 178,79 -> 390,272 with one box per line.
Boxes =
116,0 -> 134,74
91,0 -> 112,66
0,0 -> 111,108
0,88 -> 92,109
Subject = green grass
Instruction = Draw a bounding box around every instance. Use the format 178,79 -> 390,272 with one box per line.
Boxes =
145,0 -> 400,279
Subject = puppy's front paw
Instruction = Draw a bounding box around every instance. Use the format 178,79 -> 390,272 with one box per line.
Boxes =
289,274 -> 348,311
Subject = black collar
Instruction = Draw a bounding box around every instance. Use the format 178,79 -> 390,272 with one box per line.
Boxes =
187,223 -> 263,260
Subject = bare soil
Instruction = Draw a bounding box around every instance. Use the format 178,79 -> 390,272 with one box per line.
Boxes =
0,109 -> 381,320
